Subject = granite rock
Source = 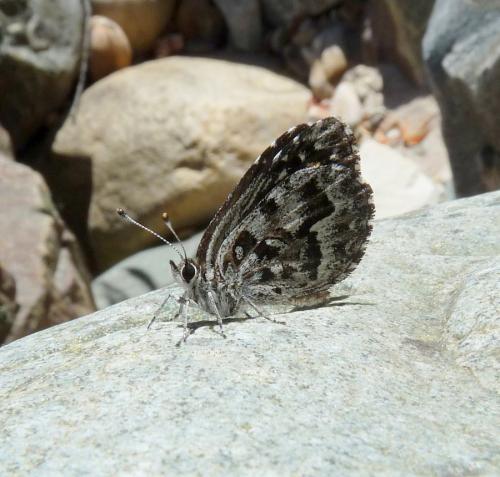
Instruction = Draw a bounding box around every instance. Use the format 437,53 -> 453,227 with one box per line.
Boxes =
1,191 -> 498,475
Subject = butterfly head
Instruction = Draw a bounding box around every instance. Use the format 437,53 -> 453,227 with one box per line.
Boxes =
170,259 -> 198,287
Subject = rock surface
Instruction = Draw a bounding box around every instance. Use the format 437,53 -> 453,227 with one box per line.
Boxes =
0,0 -> 83,150
1,191 -> 499,475
51,56 -> 310,271
0,160 -> 95,344
423,0 -> 500,197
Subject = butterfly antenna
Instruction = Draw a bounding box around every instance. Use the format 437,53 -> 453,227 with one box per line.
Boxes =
116,208 -> 185,261
162,212 -> 188,261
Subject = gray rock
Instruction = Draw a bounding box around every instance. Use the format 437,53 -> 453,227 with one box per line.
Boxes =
423,0 -> 500,197
0,0 -> 83,150
92,232 -> 202,309
1,191 -> 499,475
213,0 -> 263,51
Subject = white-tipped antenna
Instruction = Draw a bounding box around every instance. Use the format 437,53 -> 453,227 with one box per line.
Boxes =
162,212 -> 188,260
116,208 -> 185,261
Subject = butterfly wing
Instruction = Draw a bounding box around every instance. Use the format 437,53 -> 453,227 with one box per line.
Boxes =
196,117 -> 374,304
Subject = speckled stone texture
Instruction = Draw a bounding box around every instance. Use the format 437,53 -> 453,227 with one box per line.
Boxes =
1,191 -> 499,476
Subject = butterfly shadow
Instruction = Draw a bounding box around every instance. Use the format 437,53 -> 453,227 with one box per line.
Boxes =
288,294 -> 376,313
167,294 -> 375,344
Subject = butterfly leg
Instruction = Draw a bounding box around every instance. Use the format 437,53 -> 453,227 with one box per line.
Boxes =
207,290 -> 227,338
242,295 -> 286,325
148,293 -> 175,329
178,297 -> 193,344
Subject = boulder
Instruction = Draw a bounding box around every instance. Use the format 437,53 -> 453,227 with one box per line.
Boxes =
423,0 -> 500,197
0,0 -> 83,150
51,56 -> 310,271
0,190 -> 498,474
0,160 -> 95,344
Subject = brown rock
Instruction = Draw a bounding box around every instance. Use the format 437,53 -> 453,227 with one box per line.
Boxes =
0,160 -> 95,344
308,44 -> 348,100
51,56 -> 311,271
320,44 -> 348,82
89,15 -> 132,82
92,0 -> 176,54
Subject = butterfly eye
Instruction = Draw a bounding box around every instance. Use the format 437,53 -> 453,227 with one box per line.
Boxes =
181,262 -> 196,283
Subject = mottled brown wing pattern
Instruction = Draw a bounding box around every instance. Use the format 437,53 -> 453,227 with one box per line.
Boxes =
196,117 -> 374,305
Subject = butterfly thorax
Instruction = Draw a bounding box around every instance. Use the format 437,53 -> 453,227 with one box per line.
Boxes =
170,258 -> 241,317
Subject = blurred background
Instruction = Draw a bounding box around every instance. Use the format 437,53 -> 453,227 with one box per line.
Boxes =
1,0 -> 499,344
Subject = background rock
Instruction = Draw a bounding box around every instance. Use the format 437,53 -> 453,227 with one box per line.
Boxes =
0,159 -> 95,344
175,0 -> 226,53
91,0 -> 176,54
0,265 -> 18,342
89,15 -> 132,82
261,0 -> 342,28
360,138 -> 443,218
1,191 -> 498,475
50,56 -> 311,271
367,0 -> 435,86
423,0 -> 500,197
0,124 -> 13,160
213,0 -> 263,52
0,0 -> 84,150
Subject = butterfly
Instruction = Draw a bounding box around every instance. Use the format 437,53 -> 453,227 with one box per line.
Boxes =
118,116 -> 374,342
